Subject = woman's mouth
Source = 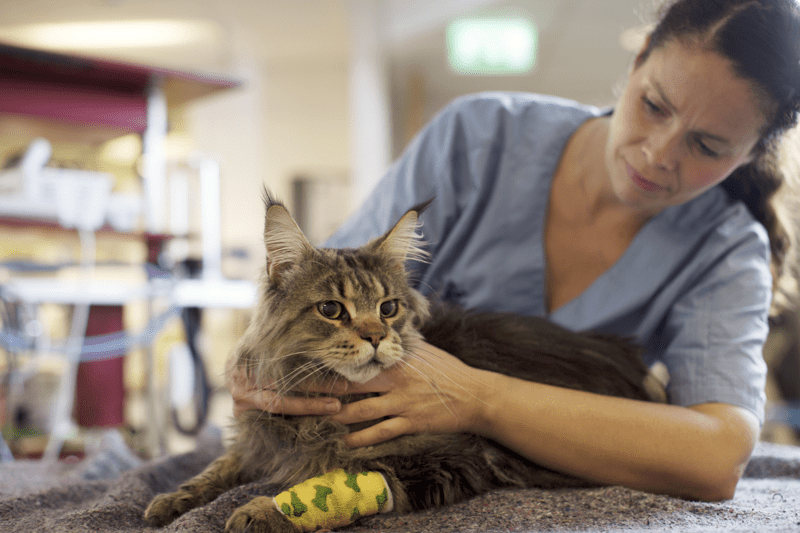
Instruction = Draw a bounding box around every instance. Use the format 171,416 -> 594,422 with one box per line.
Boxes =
626,163 -> 665,193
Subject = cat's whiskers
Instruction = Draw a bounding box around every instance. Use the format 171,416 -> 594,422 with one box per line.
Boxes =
318,367 -> 346,397
264,348 -> 322,363
260,347 -> 318,371
395,358 -> 460,420
303,364 -> 344,394
414,280 -> 441,302
270,353 -> 341,401
410,342 -> 488,386
403,345 -> 493,409
272,366 -> 320,396
270,360 -> 323,398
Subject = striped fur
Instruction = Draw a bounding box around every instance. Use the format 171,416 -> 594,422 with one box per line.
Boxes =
145,191 -> 662,532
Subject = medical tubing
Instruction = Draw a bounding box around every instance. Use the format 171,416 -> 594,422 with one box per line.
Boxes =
0,305 -> 181,362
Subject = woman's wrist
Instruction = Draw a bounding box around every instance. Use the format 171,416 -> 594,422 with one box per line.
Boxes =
467,368 -> 507,437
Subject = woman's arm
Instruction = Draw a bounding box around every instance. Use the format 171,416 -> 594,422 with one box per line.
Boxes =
477,374 -> 758,501
332,341 -> 759,502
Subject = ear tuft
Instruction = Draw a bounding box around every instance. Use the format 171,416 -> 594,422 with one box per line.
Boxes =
263,191 -> 313,283
371,202 -> 431,266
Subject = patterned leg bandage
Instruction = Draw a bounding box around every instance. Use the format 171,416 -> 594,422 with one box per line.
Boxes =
273,469 -> 394,531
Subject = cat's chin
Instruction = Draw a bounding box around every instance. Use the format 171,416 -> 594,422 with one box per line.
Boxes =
338,363 -> 383,384
337,354 -> 404,383
334,347 -> 404,383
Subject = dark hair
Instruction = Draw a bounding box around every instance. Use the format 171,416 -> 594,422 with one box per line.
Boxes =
639,0 -> 800,312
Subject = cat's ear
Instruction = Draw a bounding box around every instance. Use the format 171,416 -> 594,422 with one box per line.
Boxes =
263,191 -> 313,283
369,199 -> 432,265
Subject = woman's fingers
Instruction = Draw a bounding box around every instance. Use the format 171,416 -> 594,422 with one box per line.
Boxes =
233,388 -> 342,417
330,392 -> 396,426
227,358 -> 345,417
329,340 -> 491,447
341,417 -> 412,448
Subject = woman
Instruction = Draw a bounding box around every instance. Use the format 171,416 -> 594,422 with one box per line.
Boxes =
229,0 -> 800,501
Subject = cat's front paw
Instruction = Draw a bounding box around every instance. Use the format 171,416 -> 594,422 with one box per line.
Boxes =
225,497 -> 298,533
144,491 -> 198,527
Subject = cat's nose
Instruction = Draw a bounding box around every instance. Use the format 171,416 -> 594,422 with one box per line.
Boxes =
356,318 -> 386,348
360,332 -> 386,347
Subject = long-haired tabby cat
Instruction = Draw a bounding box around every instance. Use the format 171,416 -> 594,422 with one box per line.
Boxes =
145,192 -> 665,532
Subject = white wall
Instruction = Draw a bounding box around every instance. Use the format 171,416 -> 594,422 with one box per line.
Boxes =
186,56 -> 351,275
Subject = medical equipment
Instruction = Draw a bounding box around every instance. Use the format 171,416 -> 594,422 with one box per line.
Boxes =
0,140 -> 255,460
0,138 -> 128,231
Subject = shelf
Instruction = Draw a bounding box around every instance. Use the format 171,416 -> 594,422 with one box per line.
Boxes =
0,41 -> 240,133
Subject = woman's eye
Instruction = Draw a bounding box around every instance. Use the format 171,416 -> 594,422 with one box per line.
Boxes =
379,300 -> 399,318
695,138 -> 720,158
642,96 -> 665,117
318,301 -> 344,319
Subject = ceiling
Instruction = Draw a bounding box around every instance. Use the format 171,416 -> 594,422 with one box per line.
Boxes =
0,1 -> 650,73
0,0 -> 352,70
0,0 -> 653,129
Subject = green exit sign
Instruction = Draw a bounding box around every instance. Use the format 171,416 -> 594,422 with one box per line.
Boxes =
447,18 -> 537,75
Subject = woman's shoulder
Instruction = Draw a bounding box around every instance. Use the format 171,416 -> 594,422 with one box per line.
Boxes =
657,186 -> 771,267
440,91 -> 601,124
668,187 -> 767,236
424,92 -> 602,157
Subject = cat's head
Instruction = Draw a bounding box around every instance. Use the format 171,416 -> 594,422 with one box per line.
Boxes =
236,191 -> 431,391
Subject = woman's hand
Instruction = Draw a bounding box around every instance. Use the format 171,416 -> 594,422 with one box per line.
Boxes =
330,339 -> 494,448
227,358 -> 345,417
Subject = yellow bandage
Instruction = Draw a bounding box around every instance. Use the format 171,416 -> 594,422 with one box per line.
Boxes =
273,469 -> 394,531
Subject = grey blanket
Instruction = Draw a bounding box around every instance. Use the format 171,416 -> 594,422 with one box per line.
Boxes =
1,426 -> 799,533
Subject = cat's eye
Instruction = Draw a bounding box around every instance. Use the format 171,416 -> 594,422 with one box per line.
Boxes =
379,300 -> 399,318
318,301 -> 344,320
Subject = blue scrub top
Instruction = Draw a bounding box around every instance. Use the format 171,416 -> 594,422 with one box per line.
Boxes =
325,92 -> 770,422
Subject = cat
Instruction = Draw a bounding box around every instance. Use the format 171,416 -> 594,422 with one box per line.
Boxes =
144,192 -> 665,532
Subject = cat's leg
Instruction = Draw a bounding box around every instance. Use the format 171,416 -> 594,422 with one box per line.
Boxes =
340,435 -> 499,514
225,469 -> 394,533
144,451 -> 244,526
364,437 -> 576,515
379,441 -> 597,515
224,496 -> 296,533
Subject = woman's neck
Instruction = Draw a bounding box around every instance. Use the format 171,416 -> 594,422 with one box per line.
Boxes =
563,116 -> 651,231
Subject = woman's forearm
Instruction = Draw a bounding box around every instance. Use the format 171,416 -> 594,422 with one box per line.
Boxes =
473,371 -> 760,501
331,341 -> 759,501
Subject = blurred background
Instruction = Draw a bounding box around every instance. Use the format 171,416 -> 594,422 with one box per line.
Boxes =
0,0 -> 652,256
1,0 -> 796,461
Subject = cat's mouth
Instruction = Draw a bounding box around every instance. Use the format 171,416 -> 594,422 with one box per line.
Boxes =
334,353 -> 399,383
335,360 -> 383,383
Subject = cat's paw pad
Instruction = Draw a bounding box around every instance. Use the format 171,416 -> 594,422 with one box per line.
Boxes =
225,497 -> 297,533
144,491 -> 196,526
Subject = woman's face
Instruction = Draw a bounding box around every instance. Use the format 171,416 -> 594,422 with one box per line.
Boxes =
605,40 -> 768,216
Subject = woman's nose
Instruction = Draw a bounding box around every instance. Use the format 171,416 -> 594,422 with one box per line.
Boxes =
643,127 -> 681,171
